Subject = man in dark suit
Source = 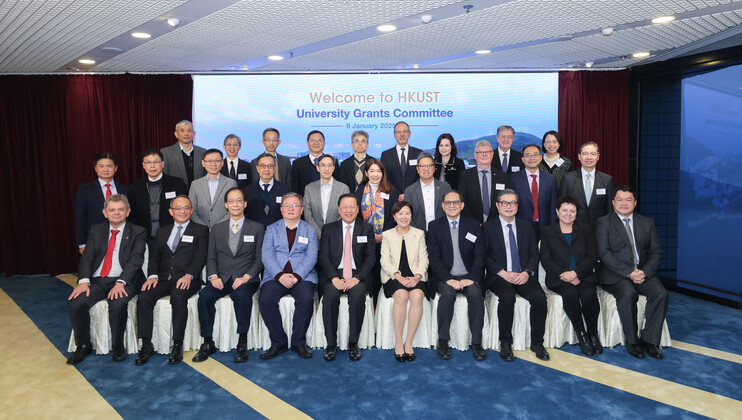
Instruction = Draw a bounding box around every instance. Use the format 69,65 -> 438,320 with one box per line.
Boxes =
127,148 -> 187,242
161,120 -> 206,188
192,188 -> 265,363
250,128 -> 291,185
380,121 -> 422,197
243,153 -> 290,228
459,140 -> 511,224
318,194 -> 375,361
480,189 -> 549,362
221,134 -> 252,189
492,125 -> 524,175
75,152 -> 129,255
291,130 -> 338,196
427,190 -> 487,360
403,152 -> 451,231
67,194 -> 146,364
511,144 -> 557,240
596,186 -> 668,359
558,141 -> 614,227
337,130 -> 374,194
134,195 -> 207,366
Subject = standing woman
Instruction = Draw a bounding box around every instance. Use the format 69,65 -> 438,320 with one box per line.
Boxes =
380,201 -> 428,362
539,130 -> 572,190
433,133 -> 466,190
539,195 -> 602,356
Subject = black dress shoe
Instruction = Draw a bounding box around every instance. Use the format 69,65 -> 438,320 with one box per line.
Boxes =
348,343 -> 362,361
436,339 -> 451,360
642,342 -> 664,360
590,335 -> 603,354
394,353 -> 405,362
627,343 -> 645,359
192,340 -> 217,362
323,345 -> 337,361
112,345 -> 128,362
472,344 -> 487,361
234,344 -> 249,363
405,351 -> 416,362
260,344 -> 288,359
530,343 -> 550,361
67,343 -> 93,365
135,342 -> 155,366
290,344 -> 313,358
499,342 -> 515,362
577,331 -> 595,357
168,343 -> 183,365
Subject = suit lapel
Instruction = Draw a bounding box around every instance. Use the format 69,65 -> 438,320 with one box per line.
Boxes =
117,224 -> 131,266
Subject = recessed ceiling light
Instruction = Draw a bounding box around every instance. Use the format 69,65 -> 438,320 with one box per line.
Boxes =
413,64 -> 419,69
267,55 -> 284,61
585,62 -> 594,68
377,24 -> 396,32
167,17 -> 181,27
100,46 -> 123,53
633,51 -> 650,58
131,32 -> 151,39
241,65 -> 249,70
475,49 -> 492,55
651,16 -> 675,24
78,59 -> 96,65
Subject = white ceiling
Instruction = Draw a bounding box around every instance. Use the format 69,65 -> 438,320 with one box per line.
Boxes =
1,0 -> 741,73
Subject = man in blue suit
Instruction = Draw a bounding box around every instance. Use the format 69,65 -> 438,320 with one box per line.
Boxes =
511,144 -> 557,240
259,192 -> 319,359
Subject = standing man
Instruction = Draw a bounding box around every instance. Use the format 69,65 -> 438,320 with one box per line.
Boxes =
480,189 -> 549,362
596,186 -> 668,359
250,128 -> 291,185
459,141 -> 511,224
291,130 -> 338,196
426,191 -> 487,361
189,149 -> 237,228
318,194 -> 375,361
559,141 -> 614,227
403,152 -> 451,231
75,152 -> 129,255
243,153 -> 290,228
135,195 -> 207,366
161,120 -> 206,188
338,130 -> 374,193
492,125 -> 524,175
192,188 -> 265,363
303,154 -> 350,238
259,193 -> 318,359
380,121 -> 422,196
67,194 -> 146,364
220,134 -> 252,189
511,144 -> 557,240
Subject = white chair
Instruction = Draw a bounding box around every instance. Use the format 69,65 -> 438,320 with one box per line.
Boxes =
483,291 -> 532,351
212,292 -> 263,351
542,290 -> 579,348
597,287 -> 672,348
149,293 -> 201,354
312,294 -> 375,350
430,293 -> 490,351
374,290 -> 433,350
67,296 -> 139,354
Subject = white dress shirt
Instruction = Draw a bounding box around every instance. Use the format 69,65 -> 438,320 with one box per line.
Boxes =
499,216 -> 518,272
420,180 -> 436,229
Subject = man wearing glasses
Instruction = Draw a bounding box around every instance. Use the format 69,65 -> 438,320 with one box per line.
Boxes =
291,130 -> 338,196
491,125 -> 525,175
220,134 -> 252,189
403,152 -> 451,232
380,121 -> 422,196
558,141 -> 614,227
511,144 -> 557,241
250,128 -> 291,185
459,140 -> 512,224
338,130 -> 374,193
303,154 -> 350,238
188,149 -> 237,228
243,153 -> 290,228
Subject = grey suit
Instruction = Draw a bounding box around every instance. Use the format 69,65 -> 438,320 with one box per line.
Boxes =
250,153 -> 291,185
188,175 -> 237,228
403,179 -> 451,231
161,143 -> 206,187
303,179 -> 350,237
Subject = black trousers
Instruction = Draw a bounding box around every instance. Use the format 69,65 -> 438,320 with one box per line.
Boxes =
197,278 -> 259,337
136,277 -> 201,342
548,280 -> 600,336
322,281 -> 368,346
488,276 -> 546,344
259,280 -> 316,347
601,276 -> 668,345
68,276 -> 137,348
437,280 -> 484,344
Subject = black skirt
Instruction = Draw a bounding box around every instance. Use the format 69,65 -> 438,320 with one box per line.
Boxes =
383,278 -> 428,298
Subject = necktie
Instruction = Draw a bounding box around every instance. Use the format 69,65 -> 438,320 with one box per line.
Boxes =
531,174 -> 539,221
171,225 -> 183,252
312,157 -> 320,181
263,184 -> 270,215
105,183 -> 112,198
263,183 -> 270,192
400,148 -> 407,176
481,170 -> 490,217
451,220 -> 457,230
342,225 -> 353,280
585,173 -> 592,205
100,229 -> 119,277
507,224 -> 521,273
229,161 -> 236,179
623,218 -> 638,269
232,222 -> 239,234
502,153 -> 508,172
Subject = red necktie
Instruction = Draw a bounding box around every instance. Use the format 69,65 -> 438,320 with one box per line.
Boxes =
100,229 -> 119,277
343,225 -> 353,280
105,183 -> 112,198
531,174 -> 539,222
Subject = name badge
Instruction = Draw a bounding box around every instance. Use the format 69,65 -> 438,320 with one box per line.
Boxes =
165,191 -> 176,199
409,159 -> 417,166
238,173 -> 248,180
556,158 -> 565,166
181,235 -> 194,243
596,188 -> 606,195
380,192 -> 390,200
495,183 -> 505,190
465,232 -> 477,243
511,167 -> 520,172
298,236 -> 309,244
244,235 -> 254,243
357,236 -> 368,243
275,196 -> 282,204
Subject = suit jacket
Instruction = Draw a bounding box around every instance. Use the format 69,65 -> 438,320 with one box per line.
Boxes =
261,219 -> 318,286
303,179 -> 350,237
160,143 -> 206,187
492,148 -> 525,175
380,145 -> 422,193
337,154 -> 375,194
380,226 -> 429,283
318,219 -> 375,294
595,212 -> 662,285
458,166 -> 512,224
290,154 -> 339,196
148,221 -> 208,283
243,180 -> 290,228
188,175 -> 237,228
558,170 -> 614,227
250,153 -> 291,186
480,217 -> 539,289
207,218 -> 264,283
75,180 -> 129,246
539,222 -> 598,289
403,179 -> 452,231
511,169 -> 557,228
354,182 -> 400,231
127,174 -> 187,237
434,157 -> 466,190
78,221 -> 146,287
221,158 -> 252,189
426,216 -> 484,296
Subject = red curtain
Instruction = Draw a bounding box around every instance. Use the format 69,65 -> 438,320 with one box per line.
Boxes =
558,70 -> 629,186
0,74 -> 192,275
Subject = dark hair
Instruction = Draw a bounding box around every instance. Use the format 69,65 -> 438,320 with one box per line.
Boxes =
94,152 -> 117,166
256,152 -> 276,163
443,189 -> 462,201
169,194 -> 192,208
556,195 -> 580,212
496,188 -> 518,202
316,154 -> 335,166
141,148 -> 163,161
393,121 -> 409,131
203,148 -> 223,159
416,152 -> 434,165
613,185 -> 636,199
307,130 -> 325,142
223,187 -> 244,203
391,200 -> 412,216
263,127 -> 280,138
541,130 -> 563,154
359,158 -> 391,194
579,141 -> 600,154
522,144 -> 541,155
337,193 -> 358,207
434,133 -> 458,163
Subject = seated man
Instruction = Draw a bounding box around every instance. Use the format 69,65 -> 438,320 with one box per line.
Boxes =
67,194 -> 146,364
318,194 -> 375,361
427,190 -> 486,360
259,193 -> 318,359
135,195 -> 208,366
243,153 -> 290,228
480,189 -> 549,362
596,186 -> 668,359
192,188 -> 264,363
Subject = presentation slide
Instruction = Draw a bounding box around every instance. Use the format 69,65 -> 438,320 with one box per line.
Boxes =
678,64 -> 742,300
192,73 -> 558,163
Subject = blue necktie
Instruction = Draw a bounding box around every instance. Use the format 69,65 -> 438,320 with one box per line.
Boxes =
507,224 -> 521,272
502,153 -> 508,172
481,170 -> 490,217
171,225 -> 183,252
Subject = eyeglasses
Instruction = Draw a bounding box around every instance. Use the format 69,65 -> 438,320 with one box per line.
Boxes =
227,199 -> 244,204
171,206 -> 192,211
143,160 -> 163,166
203,159 -> 222,164
282,203 -> 301,209
308,139 -> 324,144
257,163 -> 276,169
543,140 -> 559,145
394,130 -> 410,135
614,198 -> 635,203
418,164 -> 435,169
224,142 -> 240,147
475,150 -> 493,155
497,200 -> 518,207
580,152 -> 599,157
443,200 -> 461,206
352,139 -> 368,144
523,153 -> 541,159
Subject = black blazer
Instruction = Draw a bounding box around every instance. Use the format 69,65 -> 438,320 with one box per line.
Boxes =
250,153 -> 292,186
595,212 -> 662,285
511,169 -> 558,228
290,154 -> 338,196
75,180 -> 129,246
354,182 -> 399,232
434,157 -> 465,190
458,167 -> 512,224
337,154 -> 375,194
127,174 -> 187,238
78,221 -> 146,287
148,221 -> 209,283
491,148 -> 525,174
426,216 -> 484,297
380,145 -> 422,193
558,170 -> 614,227
318,219 -> 376,295
221,158 -> 252,189
539,222 -> 598,289
243,180 -> 290,228
480,217 -> 539,289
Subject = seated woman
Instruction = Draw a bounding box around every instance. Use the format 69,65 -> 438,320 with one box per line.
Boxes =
433,133 -> 466,190
540,195 -> 602,356
538,130 -> 572,190
380,201 -> 428,362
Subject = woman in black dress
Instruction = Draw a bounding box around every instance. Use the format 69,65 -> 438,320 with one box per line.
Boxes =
433,133 -> 466,190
